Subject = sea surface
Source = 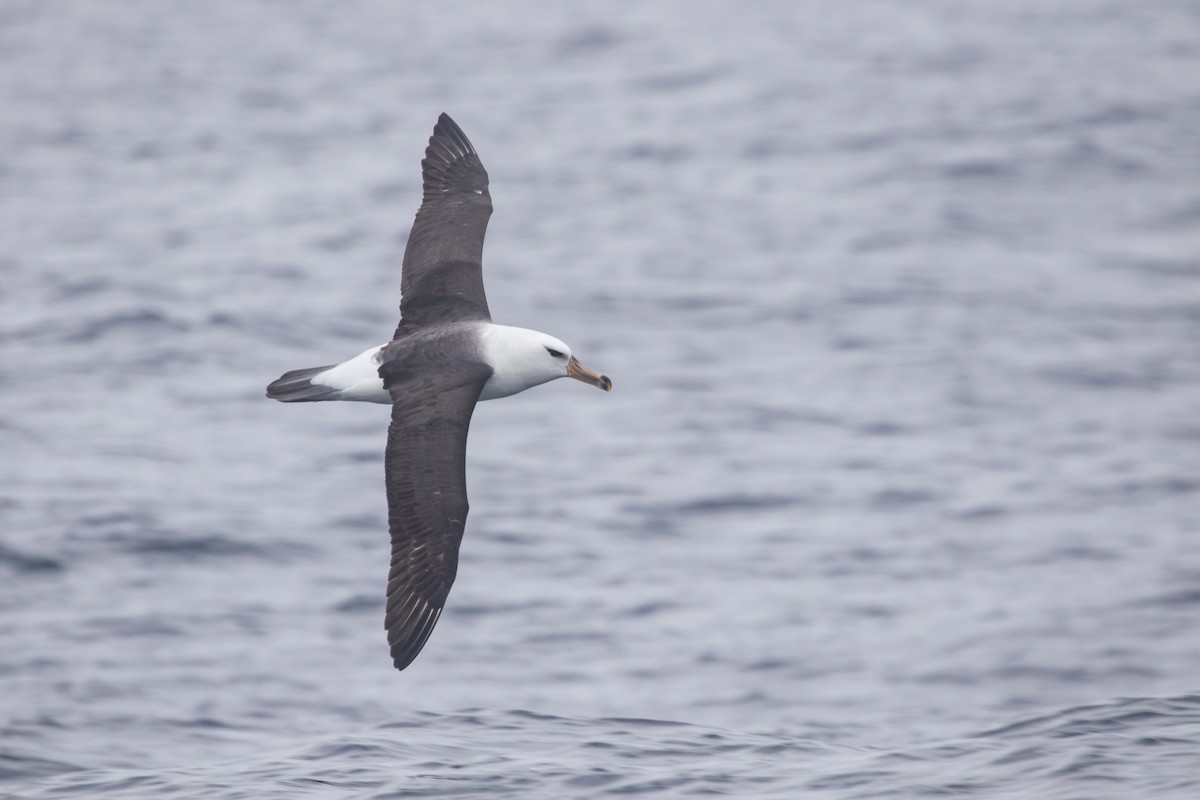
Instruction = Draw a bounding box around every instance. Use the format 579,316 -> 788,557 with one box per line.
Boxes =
2,1 -> 1200,797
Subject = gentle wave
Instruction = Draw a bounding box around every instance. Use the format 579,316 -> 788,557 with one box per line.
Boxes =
5,697 -> 1199,798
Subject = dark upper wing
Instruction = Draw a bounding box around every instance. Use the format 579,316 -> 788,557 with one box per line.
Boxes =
381,353 -> 492,670
393,114 -> 493,338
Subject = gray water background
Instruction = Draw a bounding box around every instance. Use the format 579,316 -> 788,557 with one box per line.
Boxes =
2,1 -> 1200,797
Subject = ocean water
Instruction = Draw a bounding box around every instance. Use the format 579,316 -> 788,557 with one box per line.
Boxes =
2,1 -> 1200,797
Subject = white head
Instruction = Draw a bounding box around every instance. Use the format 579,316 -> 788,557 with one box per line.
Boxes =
478,325 -> 612,401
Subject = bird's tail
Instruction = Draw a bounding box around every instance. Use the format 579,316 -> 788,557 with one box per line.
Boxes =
266,365 -> 341,402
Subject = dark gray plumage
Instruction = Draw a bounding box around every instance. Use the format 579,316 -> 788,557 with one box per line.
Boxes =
383,116 -> 495,669
379,329 -> 492,670
267,114 -> 611,672
394,114 -> 493,337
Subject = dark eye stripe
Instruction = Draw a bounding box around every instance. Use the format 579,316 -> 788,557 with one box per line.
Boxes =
545,347 -> 565,358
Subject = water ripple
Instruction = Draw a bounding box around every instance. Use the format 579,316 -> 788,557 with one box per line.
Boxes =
5,697 -> 1198,798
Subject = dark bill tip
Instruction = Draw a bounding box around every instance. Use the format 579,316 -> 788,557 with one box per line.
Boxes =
567,356 -> 612,392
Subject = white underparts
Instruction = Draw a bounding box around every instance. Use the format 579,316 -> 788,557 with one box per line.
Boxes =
313,344 -> 391,403
310,324 -> 571,405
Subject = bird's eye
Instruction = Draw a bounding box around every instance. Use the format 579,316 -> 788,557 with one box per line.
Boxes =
545,347 -> 565,358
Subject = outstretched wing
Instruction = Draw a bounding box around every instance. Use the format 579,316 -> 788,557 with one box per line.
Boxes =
381,356 -> 492,670
394,113 -> 493,337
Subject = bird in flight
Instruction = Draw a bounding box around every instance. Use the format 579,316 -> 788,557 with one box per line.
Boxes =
267,114 -> 611,670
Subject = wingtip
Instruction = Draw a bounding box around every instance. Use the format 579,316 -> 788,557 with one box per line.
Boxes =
385,594 -> 445,672
429,113 -> 477,158
419,113 -> 487,200
391,648 -> 415,671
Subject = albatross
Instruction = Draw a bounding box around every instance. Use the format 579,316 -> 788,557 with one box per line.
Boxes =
266,114 -> 611,671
